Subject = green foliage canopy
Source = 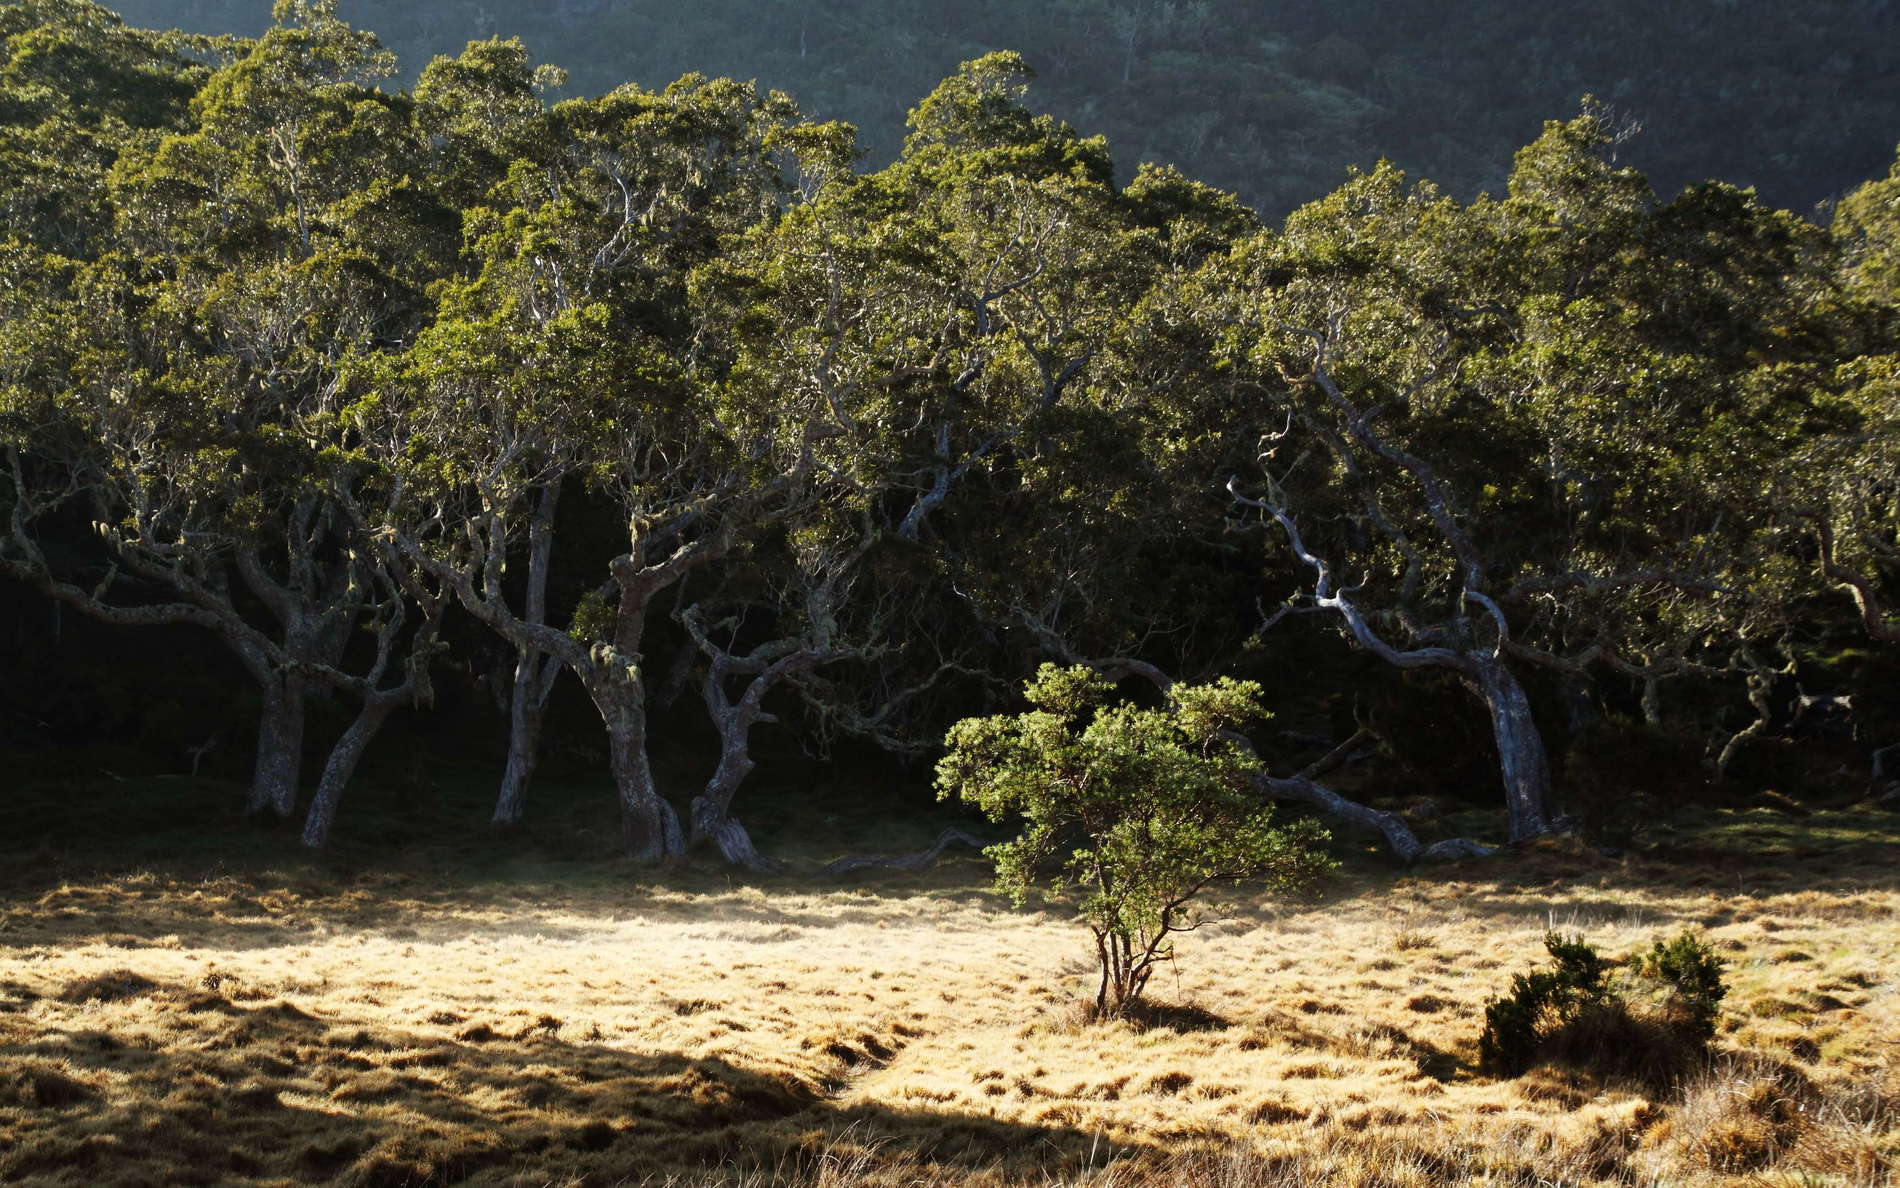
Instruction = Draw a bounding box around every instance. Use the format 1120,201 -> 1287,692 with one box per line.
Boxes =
937,664 -> 1334,1016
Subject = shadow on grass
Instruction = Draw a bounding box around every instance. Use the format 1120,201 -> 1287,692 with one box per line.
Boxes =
1324,806 -> 1900,925
0,852 -> 1014,956
8,754 -> 1896,966
0,973 -> 1118,1186
0,756 -> 1015,954
1117,1000 -> 1232,1034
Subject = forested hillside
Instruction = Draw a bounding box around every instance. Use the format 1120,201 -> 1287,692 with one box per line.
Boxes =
102,0 -> 1900,218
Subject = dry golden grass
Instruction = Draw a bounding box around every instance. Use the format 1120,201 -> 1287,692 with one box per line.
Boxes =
0,805 -> 1895,1187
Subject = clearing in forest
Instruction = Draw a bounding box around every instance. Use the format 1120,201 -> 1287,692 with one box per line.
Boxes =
0,805 -> 1895,1186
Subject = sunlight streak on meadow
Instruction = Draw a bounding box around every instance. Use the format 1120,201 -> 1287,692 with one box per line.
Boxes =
3,814 -> 1895,1185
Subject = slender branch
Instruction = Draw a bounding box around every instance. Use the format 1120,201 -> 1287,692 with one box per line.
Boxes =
1815,516 -> 1900,643
1227,476 -> 1467,672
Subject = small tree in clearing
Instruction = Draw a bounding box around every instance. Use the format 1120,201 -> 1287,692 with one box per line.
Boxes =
937,665 -> 1335,1018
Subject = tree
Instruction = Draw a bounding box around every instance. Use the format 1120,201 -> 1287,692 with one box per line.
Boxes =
937,664 -> 1334,1017
0,0 -> 451,841
706,54 -> 1244,717
1812,149 -> 1900,647
0,0 -> 225,255
670,516 -> 868,870
409,37 -> 569,828
1200,113 -> 1838,841
1800,360 -> 1900,649
1834,142 -> 1900,311
685,55 -> 1170,830
360,72 -> 817,860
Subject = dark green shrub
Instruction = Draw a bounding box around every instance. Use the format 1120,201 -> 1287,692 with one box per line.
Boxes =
1639,931 -> 1729,1040
1479,932 -> 1612,1076
1480,930 -> 1729,1082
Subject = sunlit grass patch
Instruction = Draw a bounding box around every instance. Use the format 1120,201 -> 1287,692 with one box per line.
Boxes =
0,797 -> 1895,1185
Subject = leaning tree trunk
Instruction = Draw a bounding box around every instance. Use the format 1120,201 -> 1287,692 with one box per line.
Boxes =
1464,655 -> 1555,842
1263,773 -> 1446,863
492,483 -> 562,826
685,662 -> 803,873
299,697 -> 401,849
690,741 -> 754,841
688,673 -> 762,846
689,736 -> 777,871
608,715 -> 664,862
677,602 -> 838,872
494,654 -> 559,826
695,815 -> 777,872
1254,731 -> 1499,864
247,675 -> 306,819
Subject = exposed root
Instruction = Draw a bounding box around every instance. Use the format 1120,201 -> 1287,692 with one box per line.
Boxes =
705,816 -> 786,874
1260,773 -> 1494,864
818,827 -> 988,877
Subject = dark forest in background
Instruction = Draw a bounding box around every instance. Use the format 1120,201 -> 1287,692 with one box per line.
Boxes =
105,0 -> 1900,218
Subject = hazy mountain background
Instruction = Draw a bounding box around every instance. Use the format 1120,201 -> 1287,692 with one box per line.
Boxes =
107,0 -> 1900,218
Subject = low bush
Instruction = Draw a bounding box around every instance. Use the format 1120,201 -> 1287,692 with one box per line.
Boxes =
1479,930 -> 1729,1084
1479,932 -> 1613,1077
1637,930 -> 1729,1040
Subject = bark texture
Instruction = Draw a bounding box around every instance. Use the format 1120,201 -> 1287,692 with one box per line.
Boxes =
1464,657 -> 1555,842
493,484 -> 564,827
299,699 -> 398,848
494,654 -> 559,826
603,706 -> 675,862
697,814 -> 781,873
247,679 -> 306,819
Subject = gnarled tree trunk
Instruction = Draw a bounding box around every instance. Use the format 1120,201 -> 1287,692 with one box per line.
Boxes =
677,596 -> 845,871
689,734 -> 776,871
683,648 -> 812,873
247,675 -> 306,819
295,565 -> 444,850
493,483 -> 562,827
1244,723 -> 1496,862
594,682 -> 682,863
299,697 -> 399,849
232,540 -> 363,822
494,654 -> 559,826
1260,771 -> 1418,860
1463,655 -> 1555,842
692,734 -> 756,838
695,813 -> 777,872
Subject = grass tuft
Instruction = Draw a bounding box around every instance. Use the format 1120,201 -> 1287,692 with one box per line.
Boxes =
55,968 -> 157,1004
